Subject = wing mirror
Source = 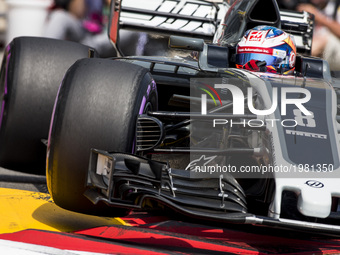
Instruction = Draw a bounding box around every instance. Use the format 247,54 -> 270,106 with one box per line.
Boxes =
168,36 -> 204,51
169,35 -> 229,71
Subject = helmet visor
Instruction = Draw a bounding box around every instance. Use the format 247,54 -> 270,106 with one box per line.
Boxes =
236,53 -> 283,67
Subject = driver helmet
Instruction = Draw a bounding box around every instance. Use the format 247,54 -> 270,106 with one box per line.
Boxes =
235,26 -> 296,74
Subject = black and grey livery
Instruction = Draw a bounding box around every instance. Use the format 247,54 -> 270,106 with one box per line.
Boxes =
1,0 -> 340,236
81,0 -> 340,234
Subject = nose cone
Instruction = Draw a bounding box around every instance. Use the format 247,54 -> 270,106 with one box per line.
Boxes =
297,181 -> 331,218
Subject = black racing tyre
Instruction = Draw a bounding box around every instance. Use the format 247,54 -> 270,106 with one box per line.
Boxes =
47,58 -> 158,216
0,37 -> 96,174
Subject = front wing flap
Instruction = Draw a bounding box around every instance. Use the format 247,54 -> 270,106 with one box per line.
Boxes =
86,149 -> 247,216
85,149 -> 340,236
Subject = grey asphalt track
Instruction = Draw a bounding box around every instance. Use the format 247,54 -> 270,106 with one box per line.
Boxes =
0,167 -> 48,193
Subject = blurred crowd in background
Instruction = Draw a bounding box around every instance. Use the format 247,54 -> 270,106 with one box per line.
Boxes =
43,0 -> 115,57
278,0 -> 340,70
0,1 -> 6,46
0,0 -> 340,69
0,0 -> 115,57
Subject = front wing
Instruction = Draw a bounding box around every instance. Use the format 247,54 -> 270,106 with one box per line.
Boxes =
86,149 -> 340,236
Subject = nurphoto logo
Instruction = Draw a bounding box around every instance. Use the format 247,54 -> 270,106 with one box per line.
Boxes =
201,84 -> 311,116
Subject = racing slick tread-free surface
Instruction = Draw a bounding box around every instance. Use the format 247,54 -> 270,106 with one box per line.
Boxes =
0,37 -> 96,174
47,59 -> 157,216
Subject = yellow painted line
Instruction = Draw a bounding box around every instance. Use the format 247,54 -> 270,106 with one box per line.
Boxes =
0,188 -> 127,234
115,217 -> 131,226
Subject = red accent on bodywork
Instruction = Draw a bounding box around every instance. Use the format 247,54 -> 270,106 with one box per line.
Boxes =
109,11 -> 119,44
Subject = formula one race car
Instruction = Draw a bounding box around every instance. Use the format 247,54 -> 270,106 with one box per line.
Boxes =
2,0 -> 340,235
